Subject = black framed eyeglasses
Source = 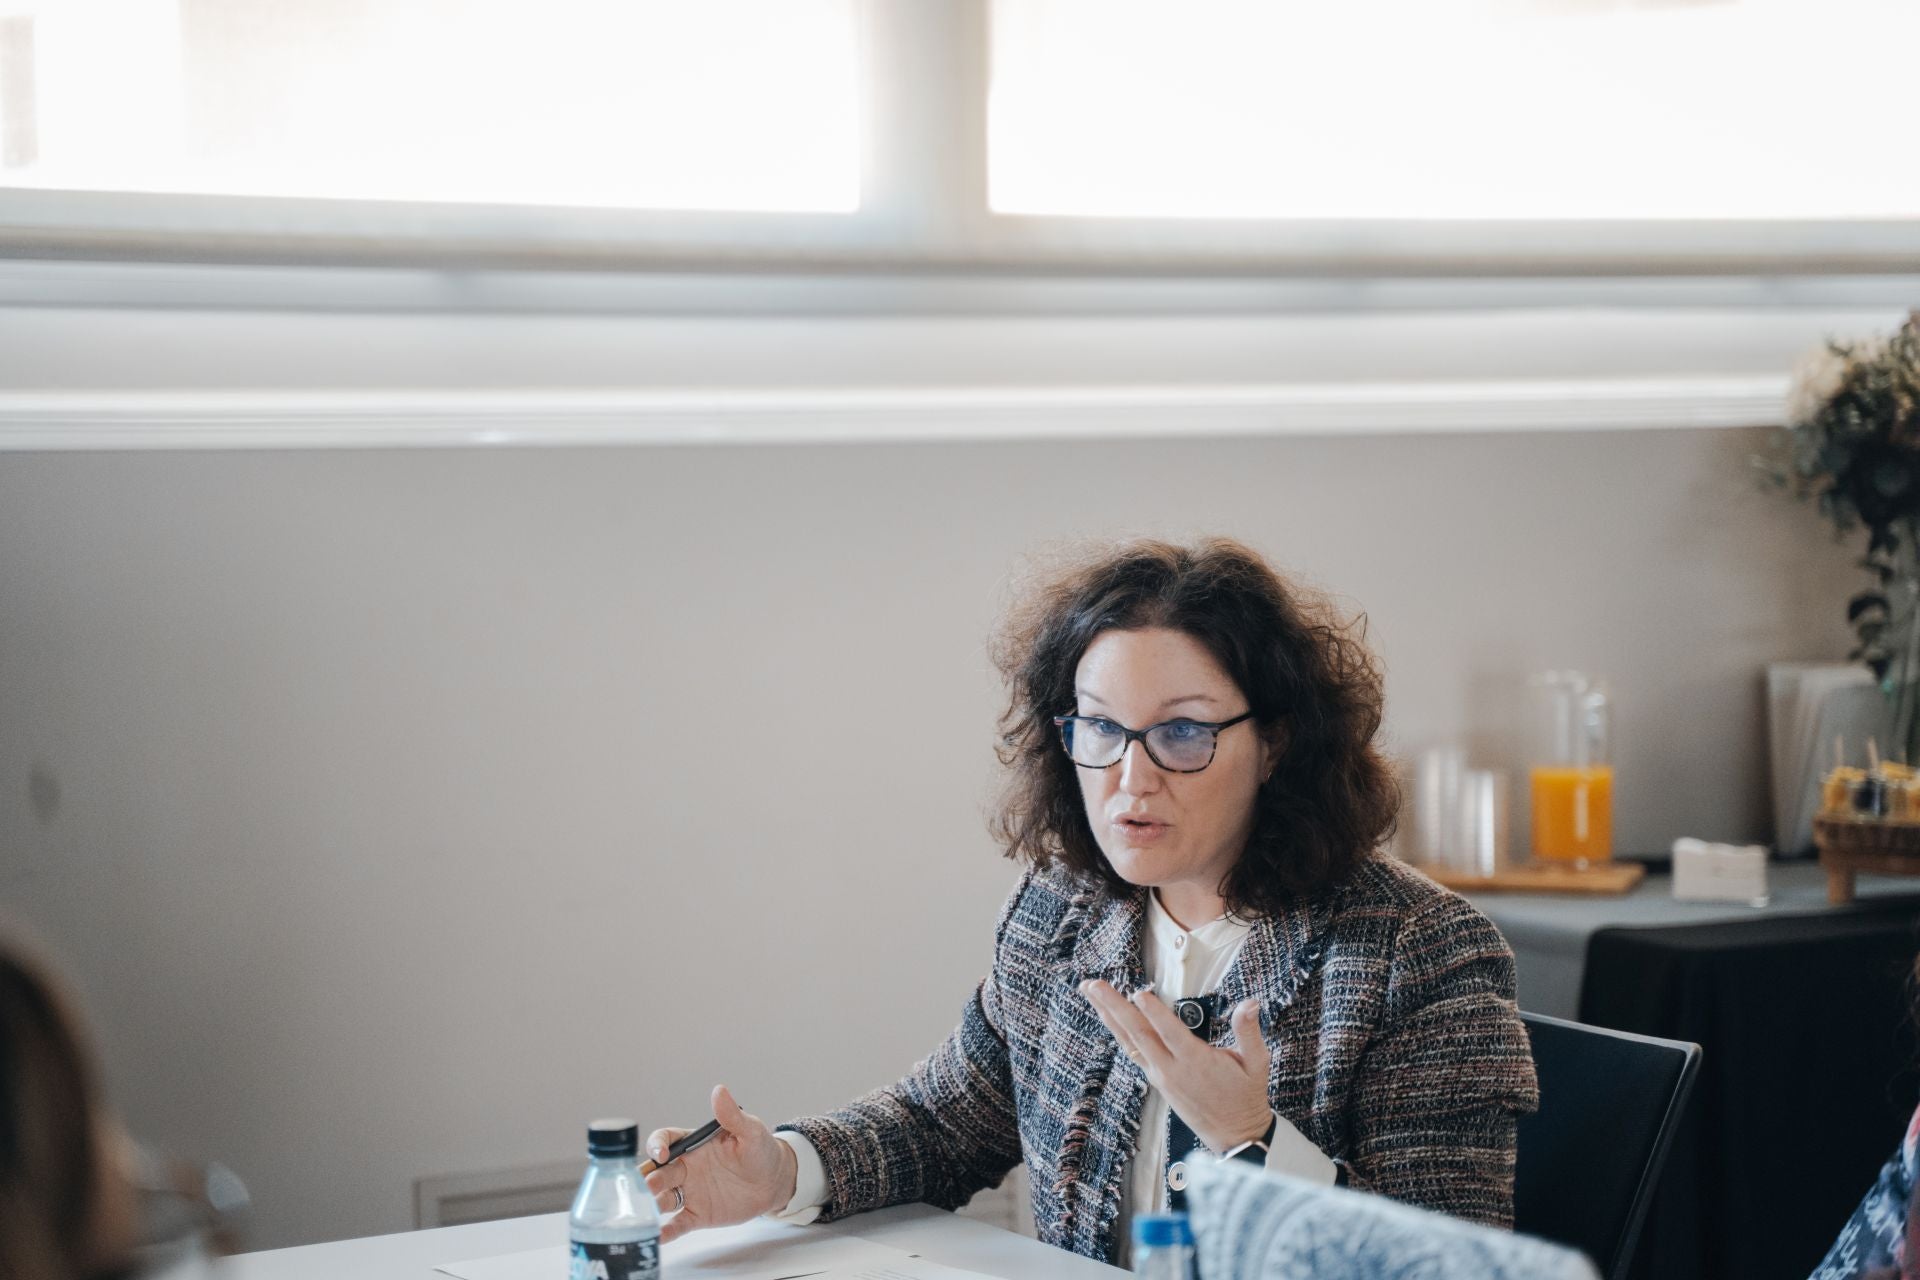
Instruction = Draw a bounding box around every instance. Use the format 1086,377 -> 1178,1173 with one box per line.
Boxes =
1051,711 -> 1255,774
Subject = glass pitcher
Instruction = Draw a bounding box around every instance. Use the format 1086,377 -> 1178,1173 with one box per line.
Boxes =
1529,671 -> 1613,866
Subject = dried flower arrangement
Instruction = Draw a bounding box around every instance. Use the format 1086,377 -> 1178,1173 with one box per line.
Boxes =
1762,310 -> 1920,758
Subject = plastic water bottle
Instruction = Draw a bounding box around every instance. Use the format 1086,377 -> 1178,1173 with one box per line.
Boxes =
1132,1213 -> 1195,1279
569,1118 -> 661,1280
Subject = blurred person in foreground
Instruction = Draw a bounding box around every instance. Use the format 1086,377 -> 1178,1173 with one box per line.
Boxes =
0,929 -> 245,1280
1809,953 -> 1920,1279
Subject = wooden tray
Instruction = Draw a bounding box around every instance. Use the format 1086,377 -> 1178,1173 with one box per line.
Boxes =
1423,861 -> 1648,895
1813,814 -> 1920,903
1813,814 -> 1920,856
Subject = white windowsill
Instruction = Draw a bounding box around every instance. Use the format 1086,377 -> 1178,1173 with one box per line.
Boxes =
0,377 -> 1785,450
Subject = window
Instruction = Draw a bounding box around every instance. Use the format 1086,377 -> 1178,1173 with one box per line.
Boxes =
0,0 -> 859,211
989,0 -> 1920,221
0,0 -> 1914,272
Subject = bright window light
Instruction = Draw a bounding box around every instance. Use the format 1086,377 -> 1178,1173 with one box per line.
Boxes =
989,0 -> 1920,220
0,0 -> 861,212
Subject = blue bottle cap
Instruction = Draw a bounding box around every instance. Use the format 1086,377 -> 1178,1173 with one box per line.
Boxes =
1132,1213 -> 1193,1247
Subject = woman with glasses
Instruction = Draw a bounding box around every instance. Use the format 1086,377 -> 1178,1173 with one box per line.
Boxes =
642,538 -> 1538,1265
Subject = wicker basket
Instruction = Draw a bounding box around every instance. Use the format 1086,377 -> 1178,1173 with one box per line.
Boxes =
1813,814 -> 1920,859
1814,815 -> 1920,902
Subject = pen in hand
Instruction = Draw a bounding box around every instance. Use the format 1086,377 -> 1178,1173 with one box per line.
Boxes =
639,1118 -> 722,1176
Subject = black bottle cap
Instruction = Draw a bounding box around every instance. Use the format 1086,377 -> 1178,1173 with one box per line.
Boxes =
587,1118 -> 639,1158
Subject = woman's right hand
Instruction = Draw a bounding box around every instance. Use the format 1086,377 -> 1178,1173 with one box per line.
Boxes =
644,1084 -> 799,1244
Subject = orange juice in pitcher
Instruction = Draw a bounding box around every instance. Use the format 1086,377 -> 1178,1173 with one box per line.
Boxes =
1529,672 -> 1613,866
1531,764 -> 1613,864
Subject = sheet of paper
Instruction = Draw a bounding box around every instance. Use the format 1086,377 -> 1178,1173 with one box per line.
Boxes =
437,1222 -> 921,1280
811,1260 -> 1000,1280
434,1247 -> 565,1280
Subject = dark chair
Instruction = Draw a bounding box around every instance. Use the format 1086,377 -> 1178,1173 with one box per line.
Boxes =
1515,1011 -> 1702,1280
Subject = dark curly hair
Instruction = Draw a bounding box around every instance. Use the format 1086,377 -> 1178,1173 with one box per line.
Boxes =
989,537 -> 1398,919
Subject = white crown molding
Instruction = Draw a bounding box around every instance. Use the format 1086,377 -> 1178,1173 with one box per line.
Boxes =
0,378 -> 1786,450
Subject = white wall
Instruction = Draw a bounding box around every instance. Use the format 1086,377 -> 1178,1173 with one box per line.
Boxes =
0,423 -> 1857,1248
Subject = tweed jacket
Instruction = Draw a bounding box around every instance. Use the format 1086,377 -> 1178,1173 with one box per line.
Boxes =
778,855 -> 1540,1264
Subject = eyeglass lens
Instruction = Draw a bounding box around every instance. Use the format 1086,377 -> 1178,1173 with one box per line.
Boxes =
1062,718 -> 1218,771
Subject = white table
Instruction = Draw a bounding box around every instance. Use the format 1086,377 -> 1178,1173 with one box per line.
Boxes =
215,1204 -> 1127,1280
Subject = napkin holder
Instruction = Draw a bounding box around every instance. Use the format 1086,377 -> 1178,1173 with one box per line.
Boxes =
1671,838 -> 1769,905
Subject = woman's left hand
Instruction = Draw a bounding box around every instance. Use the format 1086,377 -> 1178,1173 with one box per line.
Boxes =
1080,979 -> 1274,1154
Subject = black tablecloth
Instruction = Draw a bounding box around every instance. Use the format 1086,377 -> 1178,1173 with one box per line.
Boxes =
1579,903 -> 1920,1280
